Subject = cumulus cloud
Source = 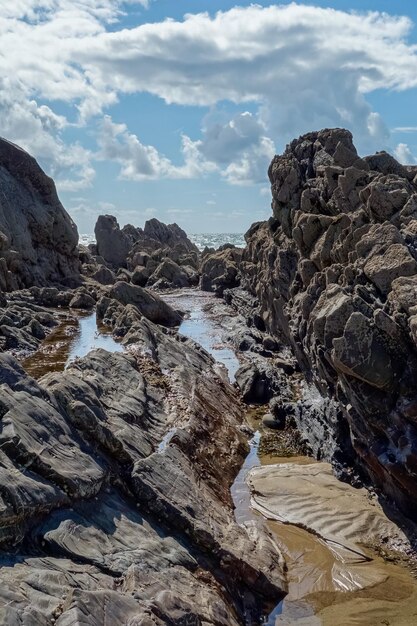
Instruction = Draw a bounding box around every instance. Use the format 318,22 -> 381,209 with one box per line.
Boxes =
97,115 -> 216,180
81,4 -> 417,153
196,111 -> 276,184
394,143 -> 417,164
1,2 -> 417,188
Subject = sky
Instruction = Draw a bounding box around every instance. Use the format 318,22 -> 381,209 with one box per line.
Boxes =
1,1 -> 417,234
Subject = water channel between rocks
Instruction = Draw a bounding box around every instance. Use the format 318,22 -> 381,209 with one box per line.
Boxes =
23,310 -> 122,378
166,289 -> 417,626
21,290 -> 417,626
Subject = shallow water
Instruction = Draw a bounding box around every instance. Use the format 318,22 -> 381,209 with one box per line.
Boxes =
230,419 -> 417,625
23,311 -> 122,379
66,312 -> 123,365
163,290 -> 240,382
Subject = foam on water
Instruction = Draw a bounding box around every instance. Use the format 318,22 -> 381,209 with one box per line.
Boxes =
79,232 -> 245,251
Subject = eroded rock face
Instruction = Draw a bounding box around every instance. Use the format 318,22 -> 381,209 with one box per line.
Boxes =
0,138 -> 79,290
240,128 -> 417,517
93,215 -> 199,286
0,307 -> 286,623
200,247 -> 243,295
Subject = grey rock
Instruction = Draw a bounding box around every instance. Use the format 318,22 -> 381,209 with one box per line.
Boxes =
95,215 -> 131,268
235,363 -> 274,404
0,309 -> 286,623
91,265 -> 116,286
131,264 -> 150,287
237,127 -> 417,516
69,291 -> 96,310
108,281 -> 183,327
0,138 -> 79,289
200,247 -> 243,295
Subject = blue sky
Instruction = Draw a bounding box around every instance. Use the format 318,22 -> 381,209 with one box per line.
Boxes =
1,1 -> 417,234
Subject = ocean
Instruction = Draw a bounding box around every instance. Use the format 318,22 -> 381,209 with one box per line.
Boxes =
79,232 -> 246,251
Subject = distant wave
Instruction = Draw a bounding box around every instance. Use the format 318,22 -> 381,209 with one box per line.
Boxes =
190,233 -> 245,250
79,232 -> 245,251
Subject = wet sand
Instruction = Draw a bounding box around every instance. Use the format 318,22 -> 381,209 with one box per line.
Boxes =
253,449 -> 417,625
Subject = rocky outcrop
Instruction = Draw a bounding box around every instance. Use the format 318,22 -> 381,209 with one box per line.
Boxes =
0,138 -> 79,290
0,304 -> 286,623
93,215 -> 199,285
104,281 -> 183,327
200,246 -> 243,295
238,128 -> 417,517
146,258 -> 190,289
94,215 -> 131,268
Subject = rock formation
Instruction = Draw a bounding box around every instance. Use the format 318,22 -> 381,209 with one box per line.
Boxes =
0,141 -> 287,622
0,138 -> 79,290
94,215 -> 131,268
0,308 -> 286,624
93,215 -> 200,290
236,128 -> 417,517
200,246 -> 243,295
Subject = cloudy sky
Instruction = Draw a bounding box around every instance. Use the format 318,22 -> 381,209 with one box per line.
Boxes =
2,1 -> 417,234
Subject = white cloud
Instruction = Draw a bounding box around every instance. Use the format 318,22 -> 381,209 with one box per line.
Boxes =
97,115 -> 216,180
80,4 -> 417,153
1,3 -> 417,188
196,111 -> 276,184
393,127 -> 417,133
0,84 -> 94,191
394,143 -> 417,164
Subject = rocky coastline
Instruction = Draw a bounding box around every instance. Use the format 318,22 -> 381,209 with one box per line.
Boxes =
2,131 -> 417,624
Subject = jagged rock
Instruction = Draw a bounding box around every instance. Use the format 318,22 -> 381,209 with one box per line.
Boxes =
200,247 -> 243,295
0,138 -> 79,289
30,286 -> 73,308
143,218 -> 198,253
235,363 -> 274,404
91,265 -> 116,285
92,216 -> 201,286
131,264 -> 151,287
237,128 -> 417,517
364,244 -> 417,295
69,291 -> 96,310
147,258 -> 190,289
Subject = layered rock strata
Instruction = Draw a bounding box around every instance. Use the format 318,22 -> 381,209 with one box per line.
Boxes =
0,302 -> 286,624
238,129 -> 417,517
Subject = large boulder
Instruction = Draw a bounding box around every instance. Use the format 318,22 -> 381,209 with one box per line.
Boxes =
0,138 -> 79,289
108,281 -> 183,327
94,215 -> 131,268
